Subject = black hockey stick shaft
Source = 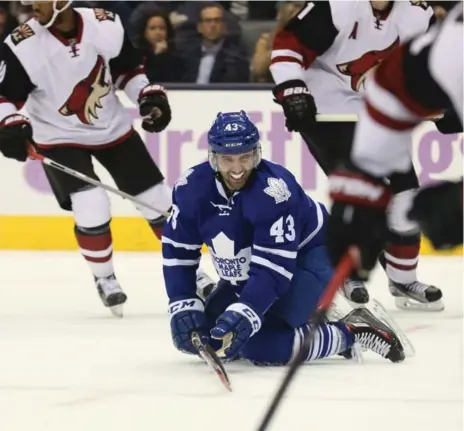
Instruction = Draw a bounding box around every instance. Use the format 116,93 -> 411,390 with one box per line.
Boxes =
256,254 -> 354,431
191,332 -> 232,392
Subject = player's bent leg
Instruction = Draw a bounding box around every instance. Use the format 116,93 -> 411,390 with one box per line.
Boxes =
269,245 -> 333,328
71,187 -> 127,317
241,307 -> 405,365
383,169 -> 444,311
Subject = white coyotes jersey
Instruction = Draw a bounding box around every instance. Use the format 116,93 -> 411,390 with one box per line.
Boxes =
271,1 -> 433,114
4,8 -> 142,147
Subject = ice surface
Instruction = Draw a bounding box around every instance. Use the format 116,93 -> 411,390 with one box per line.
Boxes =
0,252 -> 462,431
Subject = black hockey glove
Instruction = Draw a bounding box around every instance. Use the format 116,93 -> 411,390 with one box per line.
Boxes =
434,109 -> 463,134
0,113 -> 32,162
138,84 -> 172,133
326,165 -> 391,281
408,180 -> 463,250
273,79 -> 317,132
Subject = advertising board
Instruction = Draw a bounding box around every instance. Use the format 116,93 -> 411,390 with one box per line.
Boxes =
0,90 -> 461,254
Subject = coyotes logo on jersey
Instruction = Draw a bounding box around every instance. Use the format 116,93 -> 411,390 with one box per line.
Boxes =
11,24 -> 35,46
94,8 -> 116,22
59,55 -> 111,125
336,37 -> 400,91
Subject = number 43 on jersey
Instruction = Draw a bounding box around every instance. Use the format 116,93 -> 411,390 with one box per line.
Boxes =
270,215 -> 295,243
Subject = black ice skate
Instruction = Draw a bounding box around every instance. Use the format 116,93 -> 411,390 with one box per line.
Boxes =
342,278 -> 369,305
95,274 -> 127,318
196,268 -> 217,301
388,279 -> 444,311
340,308 -> 405,363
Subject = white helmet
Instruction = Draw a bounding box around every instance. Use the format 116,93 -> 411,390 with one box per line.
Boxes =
21,1 -> 73,28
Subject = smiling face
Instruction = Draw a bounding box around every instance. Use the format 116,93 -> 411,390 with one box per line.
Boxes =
216,150 -> 256,191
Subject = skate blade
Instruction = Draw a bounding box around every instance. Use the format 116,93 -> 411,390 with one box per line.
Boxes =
371,299 -> 415,358
109,304 -> 124,318
394,296 -> 444,312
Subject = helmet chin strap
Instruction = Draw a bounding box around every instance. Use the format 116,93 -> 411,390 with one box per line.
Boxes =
42,0 -> 73,28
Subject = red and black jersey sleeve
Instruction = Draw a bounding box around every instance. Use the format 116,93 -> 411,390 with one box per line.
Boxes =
0,42 -> 34,115
109,33 -> 145,89
271,1 -> 338,81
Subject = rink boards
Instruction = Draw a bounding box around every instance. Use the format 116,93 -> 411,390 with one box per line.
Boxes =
0,90 -> 461,254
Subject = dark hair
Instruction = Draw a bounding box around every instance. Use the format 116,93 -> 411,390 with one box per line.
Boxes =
129,3 -> 175,51
198,2 -> 225,22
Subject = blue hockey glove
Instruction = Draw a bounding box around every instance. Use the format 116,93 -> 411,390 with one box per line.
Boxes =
169,298 -> 208,355
210,303 -> 262,360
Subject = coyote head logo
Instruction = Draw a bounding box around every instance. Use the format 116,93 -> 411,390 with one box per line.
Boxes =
59,55 -> 111,125
337,37 -> 400,92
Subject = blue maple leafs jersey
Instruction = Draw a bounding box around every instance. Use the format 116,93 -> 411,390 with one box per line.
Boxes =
162,160 -> 327,317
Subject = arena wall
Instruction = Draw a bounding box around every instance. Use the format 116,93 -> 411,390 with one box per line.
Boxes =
0,89 -> 461,254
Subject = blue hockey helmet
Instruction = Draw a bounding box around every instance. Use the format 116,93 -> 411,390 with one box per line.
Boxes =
208,111 -> 261,171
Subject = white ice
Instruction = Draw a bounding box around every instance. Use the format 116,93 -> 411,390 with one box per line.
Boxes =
0,252 -> 462,431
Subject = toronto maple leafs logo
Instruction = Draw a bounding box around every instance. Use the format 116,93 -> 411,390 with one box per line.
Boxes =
209,232 -> 251,283
174,168 -> 194,190
264,178 -> 291,204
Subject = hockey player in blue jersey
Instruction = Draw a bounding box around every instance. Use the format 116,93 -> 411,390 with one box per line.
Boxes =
162,111 -> 405,365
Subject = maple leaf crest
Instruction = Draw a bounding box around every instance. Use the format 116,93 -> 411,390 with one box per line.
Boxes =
264,178 -> 291,204
175,168 -> 194,190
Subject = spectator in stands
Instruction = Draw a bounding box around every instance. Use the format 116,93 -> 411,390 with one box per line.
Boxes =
250,1 -> 303,82
130,3 -> 183,83
0,3 -> 18,42
180,3 -> 249,83
164,1 -> 242,50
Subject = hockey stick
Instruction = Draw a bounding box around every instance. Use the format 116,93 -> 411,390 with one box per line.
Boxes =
191,332 -> 232,392
256,253 -> 355,431
27,145 -> 170,218
315,114 -> 358,122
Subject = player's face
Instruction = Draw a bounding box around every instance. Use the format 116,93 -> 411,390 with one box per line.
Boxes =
217,150 -> 255,191
31,1 -> 55,25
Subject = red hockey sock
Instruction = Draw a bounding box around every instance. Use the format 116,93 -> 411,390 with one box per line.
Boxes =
384,241 -> 420,284
75,223 -> 114,278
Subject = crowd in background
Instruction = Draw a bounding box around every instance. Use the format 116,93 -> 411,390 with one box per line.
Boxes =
0,1 -> 304,84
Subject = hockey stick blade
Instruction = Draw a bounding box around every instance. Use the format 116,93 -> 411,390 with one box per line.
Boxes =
27,144 -> 170,218
256,254 -> 354,431
191,332 -> 232,392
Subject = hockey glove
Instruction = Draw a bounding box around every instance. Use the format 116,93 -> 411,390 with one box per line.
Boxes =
169,297 -> 209,355
408,180 -> 463,250
273,79 -> 317,132
210,302 -> 261,360
434,109 -> 463,134
138,84 -> 172,133
327,165 -> 391,281
0,114 -> 32,162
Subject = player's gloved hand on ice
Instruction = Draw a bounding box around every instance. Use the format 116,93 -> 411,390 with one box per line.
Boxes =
138,84 -> 172,133
408,180 -> 463,250
169,297 -> 209,355
210,303 -> 261,360
327,164 -> 391,280
0,113 -> 32,162
273,79 -> 317,132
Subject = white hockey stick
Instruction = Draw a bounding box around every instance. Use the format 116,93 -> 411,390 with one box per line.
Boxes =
27,145 -> 171,218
